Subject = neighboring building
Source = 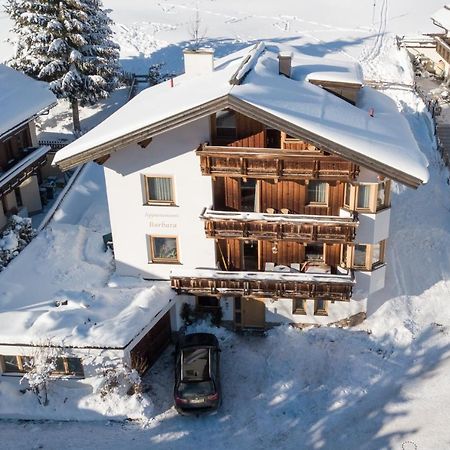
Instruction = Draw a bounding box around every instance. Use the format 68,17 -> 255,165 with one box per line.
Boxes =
53,43 -> 428,334
0,64 -> 57,229
431,4 -> 450,78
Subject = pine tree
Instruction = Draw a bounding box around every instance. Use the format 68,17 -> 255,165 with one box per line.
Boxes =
5,0 -> 121,132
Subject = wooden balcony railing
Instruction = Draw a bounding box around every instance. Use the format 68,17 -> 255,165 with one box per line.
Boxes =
201,209 -> 357,243
171,269 -> 354,301
196,144 -> 359,181
435,36 -> 450,63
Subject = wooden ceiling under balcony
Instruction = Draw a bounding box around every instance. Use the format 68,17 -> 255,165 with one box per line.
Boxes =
197,144 -> 359,181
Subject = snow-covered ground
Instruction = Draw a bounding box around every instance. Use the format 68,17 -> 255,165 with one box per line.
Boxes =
1,0 -> 450,449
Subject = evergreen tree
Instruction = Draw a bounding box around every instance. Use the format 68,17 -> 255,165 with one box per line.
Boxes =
5,0 -> 121,132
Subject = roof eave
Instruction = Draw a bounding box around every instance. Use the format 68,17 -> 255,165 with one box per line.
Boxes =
54,94 -> 426,188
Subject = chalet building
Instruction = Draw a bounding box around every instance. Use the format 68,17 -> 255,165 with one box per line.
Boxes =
54,43 -> 428,334
0,64 -> 57,229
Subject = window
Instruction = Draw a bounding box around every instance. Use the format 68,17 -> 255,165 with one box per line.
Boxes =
150,236 -> 179,263
197,296 -> 220,312
241,179 -> 257,212
356,184 -> 371,209
1,355 -> 84,377
52,357 -> 84,377
307,181 -> 327,205
371,241 -> 385,268
293,298 -> 307,315
352,241 -> 386,270
353,244 -> 367,268
305,243 -> 324,261
314,299 -> 328,316
344,183 -> 353,209
216,110 -> 237,138
1,355 -> 25,373
144,176 -> 175,205
376,181 -> 390,210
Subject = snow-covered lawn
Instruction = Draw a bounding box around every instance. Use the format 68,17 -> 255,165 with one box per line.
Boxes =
1,0 -> 450,449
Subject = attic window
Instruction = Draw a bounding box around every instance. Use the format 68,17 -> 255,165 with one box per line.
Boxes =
216,110 -> 237,138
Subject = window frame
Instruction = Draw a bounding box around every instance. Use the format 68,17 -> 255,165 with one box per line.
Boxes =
314,299 -> 328,316
143,175 -> 176,206
0,355 -> 84,378
149,235 -> 180,264
214,110 -> 237,140
350,241 -> 386,270
196,296 -> 220,313
293,298 -> 307,315
306,180 -> 329,206
376,180 -> 391,211
0,355 -> 27,374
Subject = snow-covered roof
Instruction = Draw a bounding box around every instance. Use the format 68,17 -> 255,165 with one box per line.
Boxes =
53,43 -> 429,187
431,5 -> 450,31
0,64 -> 57,138
0,164 -> 176,349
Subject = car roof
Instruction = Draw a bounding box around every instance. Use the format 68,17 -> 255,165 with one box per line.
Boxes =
179,333 -> 219,349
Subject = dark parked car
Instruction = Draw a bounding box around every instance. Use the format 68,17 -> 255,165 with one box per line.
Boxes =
174,333 -> 221,415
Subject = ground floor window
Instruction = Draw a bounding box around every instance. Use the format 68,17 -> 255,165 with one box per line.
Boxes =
314,299 -> 328,316
0,355 -> 29,373
53,357 -> 84,377
0,355 -> 84,377
149,235 -> 179,263
196,296 -> 220,312
293,299 -> 307,315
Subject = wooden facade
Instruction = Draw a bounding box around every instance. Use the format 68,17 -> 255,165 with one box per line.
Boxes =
0,125 -> 33,172
171,273 -> 353,301
215,239 -> 344,272
184,109 -> 363,303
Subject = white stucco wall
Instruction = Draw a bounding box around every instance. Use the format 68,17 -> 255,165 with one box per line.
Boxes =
19,175 -> 42,214
352,264 -> 386,300
265,297 -> 366,325
104,117 -> 216,279
355,207 -> 390,244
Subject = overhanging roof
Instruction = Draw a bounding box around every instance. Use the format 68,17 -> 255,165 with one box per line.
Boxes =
0,64 -> 57,139
53,43 -> 429,188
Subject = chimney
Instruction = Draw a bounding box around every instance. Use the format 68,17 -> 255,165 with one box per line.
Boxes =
183,48 -> 214,76
278,51 -> 293,78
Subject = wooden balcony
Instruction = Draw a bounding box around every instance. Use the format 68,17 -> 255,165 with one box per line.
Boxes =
201,209 -> 357,243
171,268 -> 354,301
196,144 -> 359,181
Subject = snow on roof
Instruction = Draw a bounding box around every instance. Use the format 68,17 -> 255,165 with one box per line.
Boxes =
53,42 -> 428,186
0,64 -> 57,138
0,164 -> 176,349
431,4 -> 450,31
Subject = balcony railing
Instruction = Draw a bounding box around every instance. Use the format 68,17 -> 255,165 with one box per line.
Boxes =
171,268 -> 354,301
201,209 -> 358,243
196,144 -> 359,181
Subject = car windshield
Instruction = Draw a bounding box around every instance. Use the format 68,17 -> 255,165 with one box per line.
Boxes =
182,348 -> 210,381
178,381 -> 215,397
